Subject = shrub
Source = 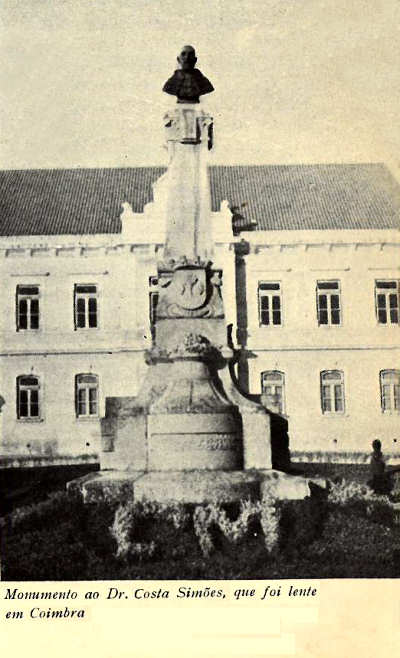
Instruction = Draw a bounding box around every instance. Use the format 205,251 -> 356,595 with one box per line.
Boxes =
110,500 -> 192,561
192,498 -> 280,557
2,482 -> 400,580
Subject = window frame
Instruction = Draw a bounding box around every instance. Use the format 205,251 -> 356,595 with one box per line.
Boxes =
75,373 -> 99,419
320,370 -> 345,415
261,370 -> 286,414
74,284 -> 99,330
380,369 -> 400,414
16,285 -> 40,332
16,374 -> 41,421
316,280 -> 342,327
375,280 -> 399,326
258,281 -> 283,327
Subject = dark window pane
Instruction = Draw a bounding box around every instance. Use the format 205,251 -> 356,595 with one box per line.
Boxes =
19,298 -> 27,313
18,286 -> 39,295
261,310 -> 270,325
19,376 -> 38,386
272,310 -> 281,325
150,292 -> 159,324
260,297 -> 269,310
331,295 -> 340,309
19,389 -> 28,417
259,283 -> 280,291
378,309 -> 387,324
89,388 -> 97,415
318,281 -> 339,290
377,294 -> 386,308
322,386 -> 331,411
394,386 -> 400,410
318,294 -> 327,309
78,374 -> 97,384
390,309 -> 399,324
334,385 -> 343,411
376,281 -> 397,289
30,299 -> 39,329
389,294 -> 398,309
263,372 -> 283,382
76,298 -> 86,328
19,402 -> 28,417
76,285 -> 97,293
30,391 -> 39,417
319,309 -> 328,324
77,388 -> 86,416
331,310 -> 340,324
272,296 -> 281,310
19,314 -> 27,330
18,299 -> 27,329
88,298 -> 97,327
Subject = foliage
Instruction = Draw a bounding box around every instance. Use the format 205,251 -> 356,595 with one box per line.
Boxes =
2,482 -> 400,580
110,500 -> 190,560
192,498 -> 280,557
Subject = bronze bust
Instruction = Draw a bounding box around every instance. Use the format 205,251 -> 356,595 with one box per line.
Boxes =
163,45 -> 214,103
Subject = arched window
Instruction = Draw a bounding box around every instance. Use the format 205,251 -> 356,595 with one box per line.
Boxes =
261,370 -> 285,414
17,375 -> 40,419
320,370 -> 345,414
380,370 -> 400,413
75,374 -> 99,418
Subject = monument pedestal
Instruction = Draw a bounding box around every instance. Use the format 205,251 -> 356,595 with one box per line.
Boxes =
68,87 -> 324,506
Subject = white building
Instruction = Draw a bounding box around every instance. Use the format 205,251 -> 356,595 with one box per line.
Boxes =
0,163 -> 399,467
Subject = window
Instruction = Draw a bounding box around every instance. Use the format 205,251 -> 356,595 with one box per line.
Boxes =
375,280 -> 399,325
74,285 -> 98,329
316,281 -> 341,325
17,375 -> 40,419
75,374 -> 99,418
320,370 -> 345,414
258,282 -> 282,326
380,370 -> 400,413
261,370 -> 285,414
16,285 -> 40,330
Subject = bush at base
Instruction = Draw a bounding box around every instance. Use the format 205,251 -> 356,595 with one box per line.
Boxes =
1,484 -> 400,580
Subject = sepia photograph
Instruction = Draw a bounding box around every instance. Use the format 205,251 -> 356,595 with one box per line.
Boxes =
0,0 -> 399,598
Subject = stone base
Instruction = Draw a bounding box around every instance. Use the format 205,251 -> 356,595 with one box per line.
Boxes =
67,469 -> 326,505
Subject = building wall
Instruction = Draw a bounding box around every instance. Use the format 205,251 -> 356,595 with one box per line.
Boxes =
1,226 -> 399,465
0,234 -> 234,463
0,240 -> 156,460
242,230 -> 400,462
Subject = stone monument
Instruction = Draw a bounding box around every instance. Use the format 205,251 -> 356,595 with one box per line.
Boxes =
69,47 -> 314,504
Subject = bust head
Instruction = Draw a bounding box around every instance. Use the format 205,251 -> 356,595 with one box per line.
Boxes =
177,45 -> 197,71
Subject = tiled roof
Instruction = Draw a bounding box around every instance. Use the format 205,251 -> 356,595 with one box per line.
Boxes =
0,163 -> 399,237
209,164 -> 400,232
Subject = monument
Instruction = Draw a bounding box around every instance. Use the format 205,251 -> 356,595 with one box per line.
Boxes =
69,47 -> 313,504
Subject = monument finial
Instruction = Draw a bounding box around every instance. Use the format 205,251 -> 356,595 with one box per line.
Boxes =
162,45 -> 214,103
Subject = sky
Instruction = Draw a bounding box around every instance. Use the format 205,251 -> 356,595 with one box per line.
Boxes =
1,0 -> 399,181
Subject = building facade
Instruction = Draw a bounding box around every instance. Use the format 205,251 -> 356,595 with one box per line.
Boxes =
1,164 -> 399,467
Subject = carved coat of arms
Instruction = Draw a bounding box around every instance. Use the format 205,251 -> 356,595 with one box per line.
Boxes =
171,269 -> 207,310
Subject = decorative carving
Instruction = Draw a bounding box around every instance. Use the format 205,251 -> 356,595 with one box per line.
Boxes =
156,266 -> 224,319
164,107 -> 213,148
158,255 -> 211,272
170,268 -> 206,310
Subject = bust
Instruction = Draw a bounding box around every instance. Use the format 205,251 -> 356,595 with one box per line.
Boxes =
163,45 -> 214,103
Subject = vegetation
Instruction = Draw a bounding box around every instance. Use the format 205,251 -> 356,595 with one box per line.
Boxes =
1,481 -> 400,581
